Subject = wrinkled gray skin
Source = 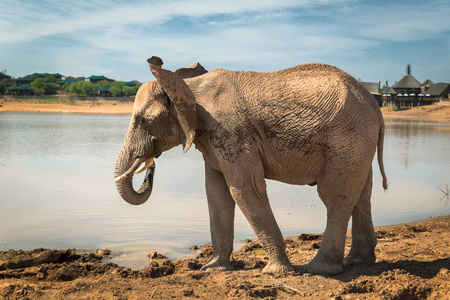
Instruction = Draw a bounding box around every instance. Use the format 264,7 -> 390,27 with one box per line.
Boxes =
114,56 -> 388,275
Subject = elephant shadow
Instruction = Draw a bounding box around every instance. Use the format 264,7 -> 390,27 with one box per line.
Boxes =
307,257 -> 450,282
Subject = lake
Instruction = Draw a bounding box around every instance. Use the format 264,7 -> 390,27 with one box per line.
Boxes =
0,113 -> 449,269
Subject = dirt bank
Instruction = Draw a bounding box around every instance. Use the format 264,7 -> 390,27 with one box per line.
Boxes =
1,216 -> 449,299
381,104 -> 450,122
0,98 -> 133,114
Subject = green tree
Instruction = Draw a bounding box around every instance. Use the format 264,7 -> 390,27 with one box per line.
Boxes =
44,76 -> 57,83
61,83 -> 71,94
31,78 -> 48,95
68,81 -> 94,96
0,83 -> 5,95
30,78 -> 57,95
1,78 -> 12,88
110,81 -> 126,97
122,86 -> 134,97
81,81 -> 95,96
67,82 -> 78,95
132,83 -> 142,95
68,81 -> 95,96
96,80 -> 112,88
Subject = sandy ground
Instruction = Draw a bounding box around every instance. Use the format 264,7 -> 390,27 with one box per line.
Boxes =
1,216 -> 449,299
381,103 -> 450,122
0,98 -> 134,114
1,98 -> 450,122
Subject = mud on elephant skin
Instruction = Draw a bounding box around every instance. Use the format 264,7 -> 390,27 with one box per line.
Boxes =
114,56 -> 388,275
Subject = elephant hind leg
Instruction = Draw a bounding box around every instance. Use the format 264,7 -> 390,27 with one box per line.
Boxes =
225,157 -> 293,274
343,168 -> 377,267
306,165 -> 370,275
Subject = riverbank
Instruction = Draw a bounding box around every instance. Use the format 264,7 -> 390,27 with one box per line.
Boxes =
1,98 -> 450,122
381,103 -> 450,122
0,98 -> 133,114
1,215 -> 449,299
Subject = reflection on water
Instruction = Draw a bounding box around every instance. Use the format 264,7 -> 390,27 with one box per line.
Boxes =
0,113 -> 449,268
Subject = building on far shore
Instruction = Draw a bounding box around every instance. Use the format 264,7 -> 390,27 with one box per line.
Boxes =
0,72 -> 10,80
15,77 -> 35,85
425,82 -> 450,101
392,65 -> 422,95
422,79 -> 433,93
57,79 -> 77,86
123,81 -> 137,86
97,86 -> 110,97
361,81 -> 382,106
382,65 -> 442,108
6,85 -> 33,95
28,73 -> 63,80
87,75 -> 113,83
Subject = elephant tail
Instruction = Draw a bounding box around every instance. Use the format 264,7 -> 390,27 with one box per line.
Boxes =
377,125 -> 388,190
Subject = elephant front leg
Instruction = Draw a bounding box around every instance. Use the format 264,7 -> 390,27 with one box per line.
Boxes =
201,165 -> 235,271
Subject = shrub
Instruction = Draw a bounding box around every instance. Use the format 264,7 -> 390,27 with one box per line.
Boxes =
67,81 -> 95,96
30,78 -> 57,95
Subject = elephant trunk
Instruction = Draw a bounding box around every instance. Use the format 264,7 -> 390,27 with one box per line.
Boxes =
114,146 -> 155,206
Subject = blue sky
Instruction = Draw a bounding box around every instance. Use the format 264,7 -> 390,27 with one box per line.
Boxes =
1,0 -> 449,86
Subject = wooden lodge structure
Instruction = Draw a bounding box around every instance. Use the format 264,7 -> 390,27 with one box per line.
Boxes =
6,85 -> 33,95
87,75 -> 113,83
15,77 -> 35,85
425,82 -> 450,100
97,86 -> 110,96
57,79 -> 77,86
361,82 -> 382,106
0,72 -> 10,80
0,68 -> 143,96
28,73 -> 63,79
123,81 -> 137,86
13,73 -> 64,86
381,65 -> 442,109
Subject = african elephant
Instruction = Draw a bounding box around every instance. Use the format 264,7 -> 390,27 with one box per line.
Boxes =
114,56 -> 388,275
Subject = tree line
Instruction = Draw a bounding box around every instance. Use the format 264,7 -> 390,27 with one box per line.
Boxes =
61,80 -> 141,97
0,71 -> 142,97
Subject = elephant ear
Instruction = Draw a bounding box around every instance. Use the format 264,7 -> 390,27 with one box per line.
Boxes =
147,56 -> 196,153
174,62 -> 208,79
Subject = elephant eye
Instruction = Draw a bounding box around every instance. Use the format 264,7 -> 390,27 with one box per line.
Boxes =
135,116 -> 145,126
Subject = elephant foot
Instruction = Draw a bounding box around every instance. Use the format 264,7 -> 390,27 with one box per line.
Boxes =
305,255 -> 343,275
343,250 -> 376,267
200,256 -> 233,272
262,260 -> 294,274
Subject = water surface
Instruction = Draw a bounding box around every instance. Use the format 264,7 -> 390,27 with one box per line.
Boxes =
0,113 -> 449,268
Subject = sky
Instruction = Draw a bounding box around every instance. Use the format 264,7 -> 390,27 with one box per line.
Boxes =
1,0 -> 449,86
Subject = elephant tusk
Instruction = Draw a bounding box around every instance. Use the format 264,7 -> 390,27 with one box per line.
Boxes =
115,157 -> 145,182
135,157 -> 154,174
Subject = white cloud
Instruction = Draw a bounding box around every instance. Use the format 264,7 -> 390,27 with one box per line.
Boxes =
0,0 -> 330,44
333,1 -> 450,42
0,0 -> 449,84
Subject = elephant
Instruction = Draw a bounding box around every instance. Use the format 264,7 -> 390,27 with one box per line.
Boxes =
114,56 -> 388,275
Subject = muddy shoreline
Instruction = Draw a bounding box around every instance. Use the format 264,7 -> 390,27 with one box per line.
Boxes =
1,216 -> 449,299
